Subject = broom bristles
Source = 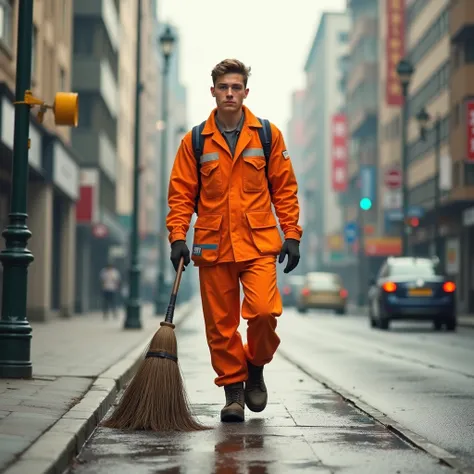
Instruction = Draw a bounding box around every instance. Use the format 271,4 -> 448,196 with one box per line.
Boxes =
102,323 -> 209,432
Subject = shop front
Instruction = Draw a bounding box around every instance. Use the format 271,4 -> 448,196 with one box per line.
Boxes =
0,82 -> 47,318
75,168 -> 128,313
42,135 -> 80,319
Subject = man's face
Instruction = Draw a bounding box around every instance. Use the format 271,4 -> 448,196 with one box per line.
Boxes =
211,73 -> 249,112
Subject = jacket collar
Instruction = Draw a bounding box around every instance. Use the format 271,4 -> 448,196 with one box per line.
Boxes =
202,105 -> 262,136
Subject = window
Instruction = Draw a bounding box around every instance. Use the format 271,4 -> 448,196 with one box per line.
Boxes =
407,0 -> 429,27
389,259 -> 441,277
408,9 -> 449,67
59,67 -> 66,90
407,115 -> 449,165
338,32 -> 349,44
77,95 -> 93,128
464,163 -> 474,186
464,40 -> 474,64
0,0 -> 13,49
73,19 -> 95,55
408,61 -> 450,119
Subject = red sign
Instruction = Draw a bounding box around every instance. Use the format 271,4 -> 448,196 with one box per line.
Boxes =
352,237 -> 402,256
466,99 -> 474,161
331,113 -> 348,192
76,186 -> 94,223
384,168 -> 402,189
385,0 -> 406,106
92,223 -> 108,238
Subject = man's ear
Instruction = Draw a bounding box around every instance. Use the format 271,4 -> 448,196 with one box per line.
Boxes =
210,86 -> 215,97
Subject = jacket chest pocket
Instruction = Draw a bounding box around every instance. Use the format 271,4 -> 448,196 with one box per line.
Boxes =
242,149 -> 266,193
200,153 -> 224,198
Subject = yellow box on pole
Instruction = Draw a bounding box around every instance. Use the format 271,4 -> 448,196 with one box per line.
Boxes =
53,92 -> 78,127
14,90 -> 79,127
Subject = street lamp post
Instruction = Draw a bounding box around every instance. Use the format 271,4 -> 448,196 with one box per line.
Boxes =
396,58 -> 414,256
155,26 -> 176,315
416,107 -> 441,259
124,0 -> 143,329
357,192 -> 366,306
0,2 -> 35,378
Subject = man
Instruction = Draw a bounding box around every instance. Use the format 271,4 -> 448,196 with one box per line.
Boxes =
166,59 -> 302,422
99,262 -> 121,319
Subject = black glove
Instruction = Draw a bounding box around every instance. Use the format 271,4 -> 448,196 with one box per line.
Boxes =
170,240 -> 190,272
278,239 -> 300,274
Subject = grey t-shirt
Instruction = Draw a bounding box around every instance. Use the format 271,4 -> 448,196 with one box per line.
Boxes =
215,112 -> 245,157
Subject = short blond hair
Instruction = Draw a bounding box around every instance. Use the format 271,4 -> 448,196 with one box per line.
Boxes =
211,59 -> 251,87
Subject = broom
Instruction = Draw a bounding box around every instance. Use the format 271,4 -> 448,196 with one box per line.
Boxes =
102,257 -> 208,431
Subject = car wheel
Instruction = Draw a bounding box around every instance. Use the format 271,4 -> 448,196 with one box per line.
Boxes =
297,306 -> 307,314
379,317 -> 390,330
335,308 -> 346,315
445,318 -> 457,331
433,319 -> 443,331
368,304 -> 377,328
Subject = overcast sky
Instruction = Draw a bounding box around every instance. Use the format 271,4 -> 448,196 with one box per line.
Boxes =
159,0 -> 346,131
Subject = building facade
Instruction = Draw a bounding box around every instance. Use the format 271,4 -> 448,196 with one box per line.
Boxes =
446,0 -> 474,312
116,0 -> 137,232
0,0 -> 79,321
72,0 -> 128,312
338,0 -> 381,302
286,90 -> 306,183
285,89 -> 307,278
379,0 -> 451,255
139,0 -> 159,241
302,12 -> 350,273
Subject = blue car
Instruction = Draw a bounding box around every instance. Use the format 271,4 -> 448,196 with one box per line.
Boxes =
367,256 -> 457,331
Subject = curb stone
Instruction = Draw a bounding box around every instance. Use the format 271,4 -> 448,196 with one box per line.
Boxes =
2,300 -> 196,474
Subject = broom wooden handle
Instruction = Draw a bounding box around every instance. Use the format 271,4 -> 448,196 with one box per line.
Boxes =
164,257 -> 185,323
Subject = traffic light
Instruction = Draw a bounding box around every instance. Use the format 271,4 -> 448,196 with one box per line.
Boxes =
406,216 -> 419,227
359,197 -> 372,211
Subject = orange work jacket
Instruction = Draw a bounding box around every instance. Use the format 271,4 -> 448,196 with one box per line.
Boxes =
166,105 -> 303,267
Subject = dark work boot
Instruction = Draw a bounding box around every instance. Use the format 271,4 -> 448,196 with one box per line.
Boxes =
244,362 -> 267,412
221,382 -> 245,422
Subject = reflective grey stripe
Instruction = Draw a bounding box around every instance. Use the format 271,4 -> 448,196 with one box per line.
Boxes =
200,152 -> 219,164
242,148 -> 265,158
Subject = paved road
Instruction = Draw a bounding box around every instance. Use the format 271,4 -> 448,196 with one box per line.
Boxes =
69,307 -> 459,474
277,307 -> 474,468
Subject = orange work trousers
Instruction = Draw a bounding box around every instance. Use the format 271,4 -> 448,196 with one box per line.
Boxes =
198,256 -> 283,387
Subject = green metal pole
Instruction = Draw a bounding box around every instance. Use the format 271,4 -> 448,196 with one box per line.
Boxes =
155,54 -> 170,315
401,84 -> 409,256
357,180 -> 366,307
433,116 -> 441,259
124,0 -> 142,329
0,1 -> 35,378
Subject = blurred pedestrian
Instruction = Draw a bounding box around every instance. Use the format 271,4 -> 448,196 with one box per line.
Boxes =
166,59 -> 302,422
100,262 -> 121,319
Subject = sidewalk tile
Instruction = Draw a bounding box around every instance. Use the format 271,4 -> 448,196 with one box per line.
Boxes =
0,301 -> 193,474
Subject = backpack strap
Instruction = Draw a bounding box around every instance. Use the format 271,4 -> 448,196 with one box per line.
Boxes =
256,117 -> 272,193
191,121 -> 206,214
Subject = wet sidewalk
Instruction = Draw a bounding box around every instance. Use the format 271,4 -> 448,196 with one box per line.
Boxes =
0,301 -> 194,474
69,307 -> 455,474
